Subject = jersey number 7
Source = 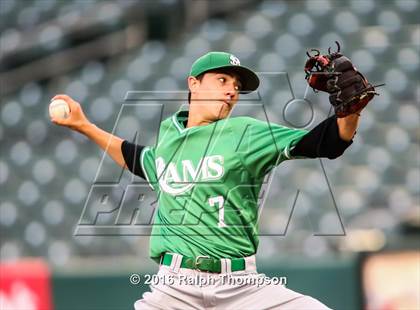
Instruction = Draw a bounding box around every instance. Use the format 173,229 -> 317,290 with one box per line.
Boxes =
208,196 -> 227,228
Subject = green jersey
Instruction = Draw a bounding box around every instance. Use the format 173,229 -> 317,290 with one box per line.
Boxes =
140,110 -> 308,262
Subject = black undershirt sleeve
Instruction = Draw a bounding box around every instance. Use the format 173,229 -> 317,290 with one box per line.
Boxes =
121,140 -> 146,179
290,115 -> 353,159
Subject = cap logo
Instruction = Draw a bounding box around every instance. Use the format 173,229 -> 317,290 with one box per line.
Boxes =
229,55 -> 240,66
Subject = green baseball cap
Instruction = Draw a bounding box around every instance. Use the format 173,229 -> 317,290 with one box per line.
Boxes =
189,52 -> 259,93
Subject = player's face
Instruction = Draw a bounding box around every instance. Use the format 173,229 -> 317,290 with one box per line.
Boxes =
189,71 -> 242,120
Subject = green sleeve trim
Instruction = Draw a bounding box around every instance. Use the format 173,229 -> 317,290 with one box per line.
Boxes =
283,144 -> 292,159
140,146 -> 156,191
281,135 -> 308,160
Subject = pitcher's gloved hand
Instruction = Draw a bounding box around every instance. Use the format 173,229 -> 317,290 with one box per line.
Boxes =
304,41 -> 384,118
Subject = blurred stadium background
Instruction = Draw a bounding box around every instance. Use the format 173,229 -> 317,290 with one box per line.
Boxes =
0,0 -> 419,309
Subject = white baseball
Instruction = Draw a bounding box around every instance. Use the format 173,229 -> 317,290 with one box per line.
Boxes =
49,99 -> 70,119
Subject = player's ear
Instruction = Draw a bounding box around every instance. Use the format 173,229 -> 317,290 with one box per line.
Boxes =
188,76 -> 200,93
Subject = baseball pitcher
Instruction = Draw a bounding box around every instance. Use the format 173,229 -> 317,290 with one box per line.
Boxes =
51,49 -> 378,309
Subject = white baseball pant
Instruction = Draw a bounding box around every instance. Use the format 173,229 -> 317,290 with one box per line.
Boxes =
134,254 -> 331,309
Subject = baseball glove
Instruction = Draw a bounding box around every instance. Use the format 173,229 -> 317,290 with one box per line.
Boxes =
304,41 -> 383,118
